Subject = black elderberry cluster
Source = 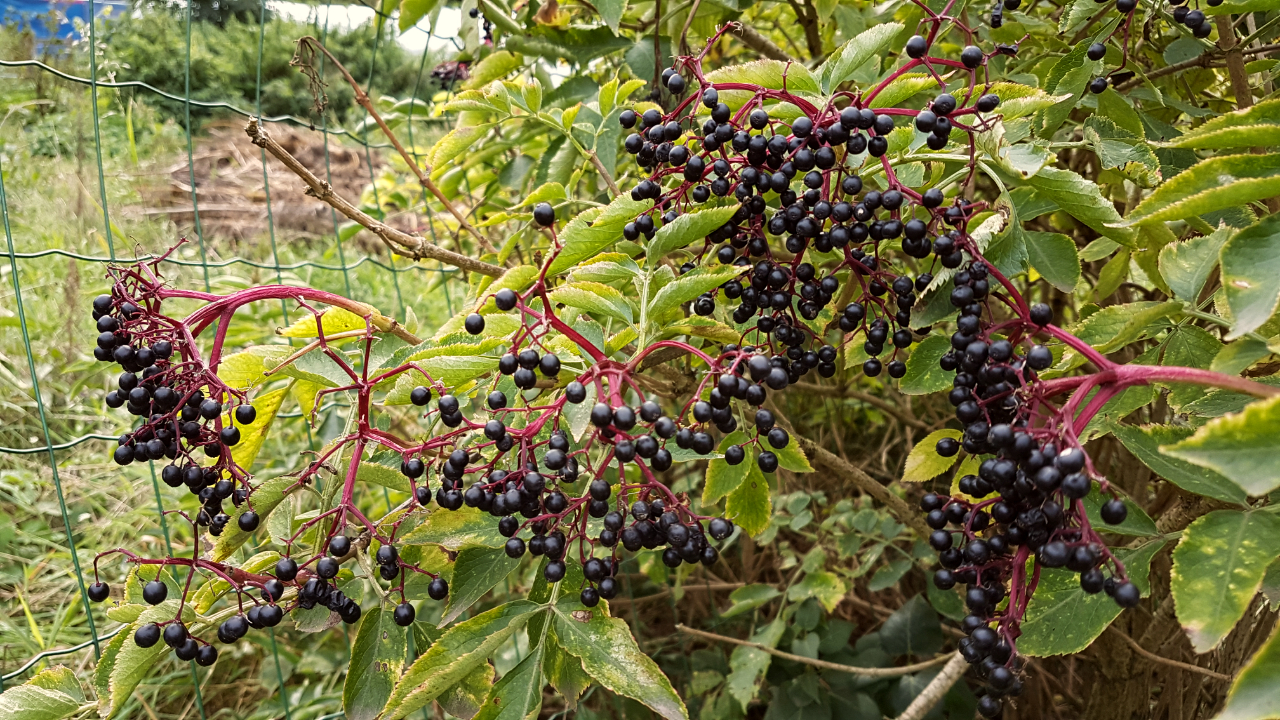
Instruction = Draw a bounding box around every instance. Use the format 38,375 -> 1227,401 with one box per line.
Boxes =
93,292 -> 263,536
914,266 -> 1137,717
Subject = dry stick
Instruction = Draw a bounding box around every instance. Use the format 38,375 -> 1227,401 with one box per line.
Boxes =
1106,626 -> 1232,682
797,434 -> 933,539
587,152 -> 622,196
247,119 -> 504,278
678,0 -> 705,56
293,36 -> 496,254
1116,42 -> 1280,91
676,624 -> 955,677
892,652 -> 970,720
729,22 -> 796,62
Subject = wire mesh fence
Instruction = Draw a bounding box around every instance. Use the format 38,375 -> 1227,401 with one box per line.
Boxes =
0,2 -> 468,716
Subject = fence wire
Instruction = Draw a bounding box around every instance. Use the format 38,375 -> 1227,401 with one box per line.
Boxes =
0,2 -> 465,716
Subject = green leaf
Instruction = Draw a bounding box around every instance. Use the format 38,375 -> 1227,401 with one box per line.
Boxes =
725,462 -> 772,536
1112,424 -> 1246,505
1127,154 -> 1280,226
384,601 -> 540,720
1084,116 -> 1159,170
773,432 -> 813,473
1214,621 -> 1280,720
705,60 -> 819,97
1027,166 -> 1136,246
787,571 -> 847,612
1220,214 -> 1280,339
818,23 -> 904,93
1211,337 -> 1272,376
384,355 -> 498,402
400,506 -> 506,549
869,73 -> 934,109
399,0 -> 440,31
552,604 -> 689,720
1082,486 -> 1160,536
428,124 -> 493,175
647,205 -> 739,260
95,605 -> 189,717
548,281 -> 633,324
880,595 -> 944,657
899,334 -> 953,395
230,386 -> 288,472
647,264 -> 746,321
1024,231 -> 1081,292
987,82 -> 1072,121
1068,301 -> 1181,355
211,473 -> 297,562
1020,541 -> 1164,657
902,430 -> 961,482
0,666 -> 82,720
721,584 -> 781,618
1160,226 -> 1233,301
1168,97 -> 1280,149
441,544 -> 522,626
725,618 -> 784,709
217,345 -> 289,389
355,457 -> 410,493
1171,510 -> 1280,653
464,51 -> 522,90
473,642 -> 544,720
595,0 -> 626,32
1161,394 -> 1280,497
703,431 -> 751,504
547,196 -> 650,276
344,606 -> 409,720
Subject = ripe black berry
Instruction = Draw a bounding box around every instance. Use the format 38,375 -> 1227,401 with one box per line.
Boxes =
143,580 -> 168,605
464,313 -> 485,335
533,202 -> 555,227
905,34 -> 928,58
394,602 -> 416,626
89,581 -> 110,602
135,623 -> 161,648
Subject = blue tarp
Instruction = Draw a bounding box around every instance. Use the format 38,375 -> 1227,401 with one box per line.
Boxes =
0,0 -> 128,40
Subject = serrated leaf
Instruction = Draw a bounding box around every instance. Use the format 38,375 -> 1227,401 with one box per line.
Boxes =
1160,226 -> 1233,301
344,606 -> 408,720
899,334 -> 952,395
217,346 -> 290,389
473,642 -> 544,720
547,196 -> 651,277
818,23 -> 903,93
1024,231 -> 1081,292
1221,214 -> 1280,339
400,506 -> 506,550
440,545 -> 521,626
1020,540 -> 1164,656
1082,486 -> 1160,536
517,182 -> 566,208
230,386 -> 288,472
384,355 -> 497,402
429,124 -> 493,175
773,433 -> 812,472
548,281 -> 633,324
703,431 -> 751,504
1084,116 -> 1159,170
1171,510 -> 1280,653
279,307 -> 369,338
726,617 -> 784,709
987,82 -> 1072,121
383,601 -> 540,720
551,604 -> 688,720
1112,424 -> 1246,505
399,0 -> 440,31
595,0 -> 626,32
647,264 -> 745,320
464,51 -> 522,91
0,670 -> 81,720
1214,621 -> 1280,720
725,462 -> 771,536
1068,301 -> 1181,355
1168,97 -> 1280,149
869,73 -> 934,108
902,430 -> 962,482
787,571 -> 847,612
1028,166 -> 1136,246
1127,154 -> 1280,226
647,206 -> 740,260
1162,394 -> 1280,496
721,584 -> 781,618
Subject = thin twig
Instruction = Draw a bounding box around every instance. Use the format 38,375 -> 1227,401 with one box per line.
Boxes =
676,624 -> 955,676
791,381 -> 931,429
293,36 -> 496,253
1106,626 -> 1232,682
795,433 -> 932,538
893,652 -> 969,720
728,22 -> 796,62
678,0 -> 705,55
246,119 -> 504,278
587,151 -> 622,196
